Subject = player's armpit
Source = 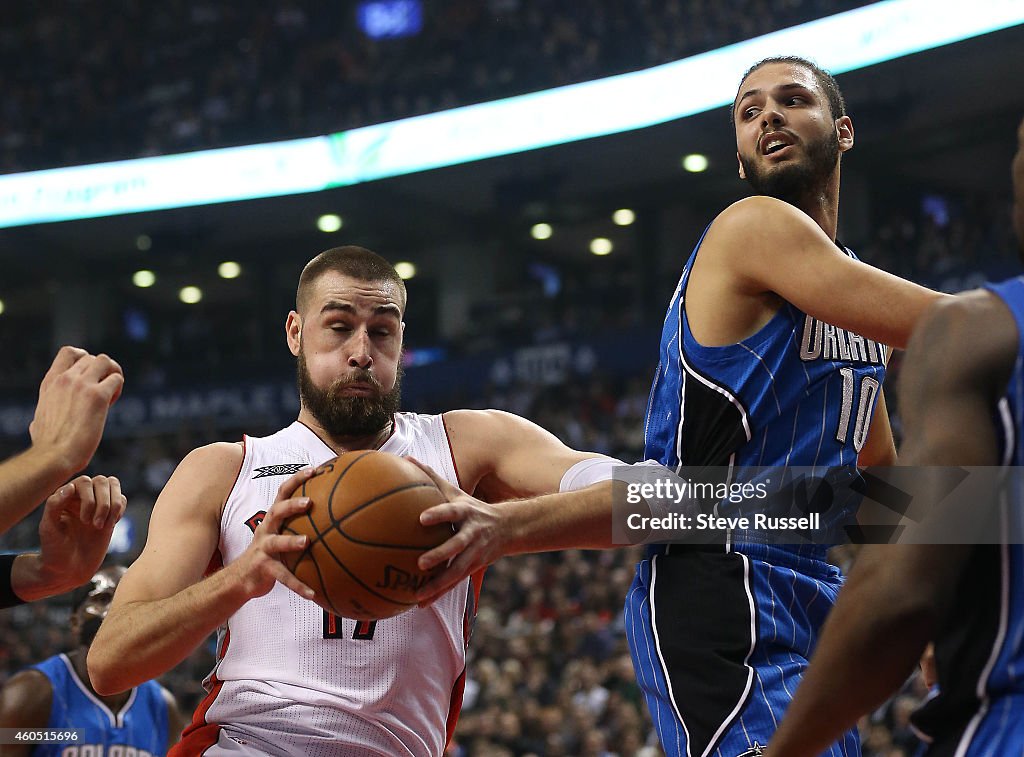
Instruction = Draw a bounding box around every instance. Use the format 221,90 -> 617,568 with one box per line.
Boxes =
0,670 -> 51,757
857,389 -> 896,468
442,409 -> 610,500
706,196 -> 945,348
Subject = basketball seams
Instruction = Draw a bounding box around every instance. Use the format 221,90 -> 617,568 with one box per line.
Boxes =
325,450 -> 378,524
314,535 -> 419,611
334,479 -> 440,522
282,449 -> 449,620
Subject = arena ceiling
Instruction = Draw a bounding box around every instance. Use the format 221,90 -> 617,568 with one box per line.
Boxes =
0,23 -> 1021,311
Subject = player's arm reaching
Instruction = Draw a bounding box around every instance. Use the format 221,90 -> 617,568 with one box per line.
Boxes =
87,444 -> 317,695
700,196 -> 948,349
766,291 -> 1016,756
412,409 -> 628,605
0,346 -> 123,535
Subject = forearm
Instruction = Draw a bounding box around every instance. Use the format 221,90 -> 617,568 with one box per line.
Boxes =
88,565 -> 250,694
502,481 -> 617,553
0,447 -> 74,534
9,552 -> 81,603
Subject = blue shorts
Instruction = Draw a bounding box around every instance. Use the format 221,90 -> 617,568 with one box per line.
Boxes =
624,542 -> 860,757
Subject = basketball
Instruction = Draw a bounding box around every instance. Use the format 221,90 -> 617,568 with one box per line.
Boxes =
280,450 -> 452,621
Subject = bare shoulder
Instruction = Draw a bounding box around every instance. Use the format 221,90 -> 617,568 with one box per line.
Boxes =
443,409 -> 559,446
709,195 -> 816,240
178,440 -> 244,471
165,442 -> 244,503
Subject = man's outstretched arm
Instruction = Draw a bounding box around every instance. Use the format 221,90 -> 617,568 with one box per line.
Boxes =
412,409 -> 641,605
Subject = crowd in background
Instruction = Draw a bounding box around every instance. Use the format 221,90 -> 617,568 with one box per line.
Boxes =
1,0 -> 875,175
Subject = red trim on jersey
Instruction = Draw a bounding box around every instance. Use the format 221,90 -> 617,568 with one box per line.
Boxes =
440,413 -> 463,489
204,549 -> 223,579
215,437 -> 247,525
170,671 -> 224,756
171,625 -> 231,755
444,568 -> 486,747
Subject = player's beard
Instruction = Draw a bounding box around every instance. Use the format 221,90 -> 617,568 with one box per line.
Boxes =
297,350 -> 402,438
739,128 -> 840,206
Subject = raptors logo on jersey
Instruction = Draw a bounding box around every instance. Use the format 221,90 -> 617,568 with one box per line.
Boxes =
174,415 -> 483,757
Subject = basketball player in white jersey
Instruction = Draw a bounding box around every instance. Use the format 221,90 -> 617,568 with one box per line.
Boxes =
87,246 -> 623,757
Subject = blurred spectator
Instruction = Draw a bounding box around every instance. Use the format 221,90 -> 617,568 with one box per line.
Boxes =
1,0 -> 878,175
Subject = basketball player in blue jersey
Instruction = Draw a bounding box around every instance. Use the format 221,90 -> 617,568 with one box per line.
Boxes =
766,116 -> 1024,756
0,566 -> 185,756
411,56 -> 949,757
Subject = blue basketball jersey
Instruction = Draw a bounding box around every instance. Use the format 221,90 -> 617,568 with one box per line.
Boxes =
627,227 -> 886,757
30,653 -> 168,757
911,276 -> 1024,754
644,224 -> 887,478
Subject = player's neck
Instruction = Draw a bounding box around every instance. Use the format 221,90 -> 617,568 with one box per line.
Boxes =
69,649 -> 132,712
298,412 -> 395,454
803,169 -> 842,241
799,195 -> 839,240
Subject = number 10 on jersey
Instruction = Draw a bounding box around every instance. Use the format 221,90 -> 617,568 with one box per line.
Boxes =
836,368 -> 880,452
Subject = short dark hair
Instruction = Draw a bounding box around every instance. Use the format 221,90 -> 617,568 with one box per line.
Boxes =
296,246 -> 407,314
733,56 -> 847,124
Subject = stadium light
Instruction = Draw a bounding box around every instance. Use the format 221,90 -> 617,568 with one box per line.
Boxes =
132,270 -> 156,288
218,261 -> 242,279
0,299 -> 5,315
179,286 -> 203,304
317,214 -> 343,233
531,223 -> 553,240
590,238 -> 614,256
683,154 -> 709,173
135,234 -> 152,251
394,262 -> 417,280
612,209 -> 636,226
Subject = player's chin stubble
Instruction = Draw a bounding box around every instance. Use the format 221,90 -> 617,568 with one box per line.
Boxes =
297,350 -> 402,438
739,129 -> 840,205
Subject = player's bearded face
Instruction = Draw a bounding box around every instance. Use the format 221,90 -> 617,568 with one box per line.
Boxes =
738,126 -> 840,204
297,349 -> 402,437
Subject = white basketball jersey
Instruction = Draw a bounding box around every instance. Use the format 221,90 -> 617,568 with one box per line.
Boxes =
177,415 -> 478,757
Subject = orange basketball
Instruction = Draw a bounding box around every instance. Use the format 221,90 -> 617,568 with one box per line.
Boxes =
280,450 -> 451,621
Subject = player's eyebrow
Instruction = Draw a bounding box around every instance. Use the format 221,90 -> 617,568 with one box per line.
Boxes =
320,301 -> 401,318
735,82 -> 814,112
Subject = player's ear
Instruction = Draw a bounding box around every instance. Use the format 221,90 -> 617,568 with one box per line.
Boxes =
737,151 -> 746,180
837,116 -> 854,154
286,311 -> 302,357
